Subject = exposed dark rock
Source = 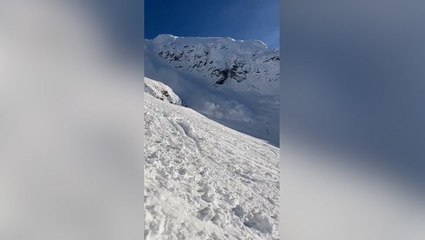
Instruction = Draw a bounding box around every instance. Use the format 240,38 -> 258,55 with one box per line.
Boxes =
161,90 -> 170,97
213,69 -> 230,85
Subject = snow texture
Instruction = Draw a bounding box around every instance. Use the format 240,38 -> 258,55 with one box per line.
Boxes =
144,78 -> 280,239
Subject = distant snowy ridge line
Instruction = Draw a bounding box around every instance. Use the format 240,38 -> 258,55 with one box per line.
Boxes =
151,34 -> 273,50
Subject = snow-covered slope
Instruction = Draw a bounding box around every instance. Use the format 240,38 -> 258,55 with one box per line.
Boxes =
144,77 -> 182,105
145,34 -> 280,145
144,78 -> 280,240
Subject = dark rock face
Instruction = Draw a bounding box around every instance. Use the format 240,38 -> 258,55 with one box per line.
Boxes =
213,69 -> 229,85
161,90 -> 170,97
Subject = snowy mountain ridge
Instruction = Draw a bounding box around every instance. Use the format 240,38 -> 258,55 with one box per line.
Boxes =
145,34 -> 280,145
145,34 -> 279,95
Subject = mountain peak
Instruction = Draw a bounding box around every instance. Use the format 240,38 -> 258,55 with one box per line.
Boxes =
150,34 -> 272,50
153,34 -> 178,41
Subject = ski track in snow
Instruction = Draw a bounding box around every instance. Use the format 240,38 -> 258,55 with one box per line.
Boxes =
144,80 -> 279,240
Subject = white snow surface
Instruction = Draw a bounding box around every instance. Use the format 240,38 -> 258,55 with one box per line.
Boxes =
145,34 -> 280,145
144,78 -> 280,240
145,77 -> 182,105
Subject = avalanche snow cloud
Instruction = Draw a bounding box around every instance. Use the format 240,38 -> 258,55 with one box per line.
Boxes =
144,78 -> 280,239
145,34 -> 280,146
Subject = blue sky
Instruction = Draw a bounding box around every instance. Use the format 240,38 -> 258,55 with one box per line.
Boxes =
145,0 -> 279,49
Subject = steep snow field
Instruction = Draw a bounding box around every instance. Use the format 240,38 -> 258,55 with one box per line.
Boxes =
144,78 -> 280,240
145,34 -> 279,145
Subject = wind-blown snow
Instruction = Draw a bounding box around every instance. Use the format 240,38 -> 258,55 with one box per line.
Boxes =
144,78 -> 280,239
145,34 -> 280,145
